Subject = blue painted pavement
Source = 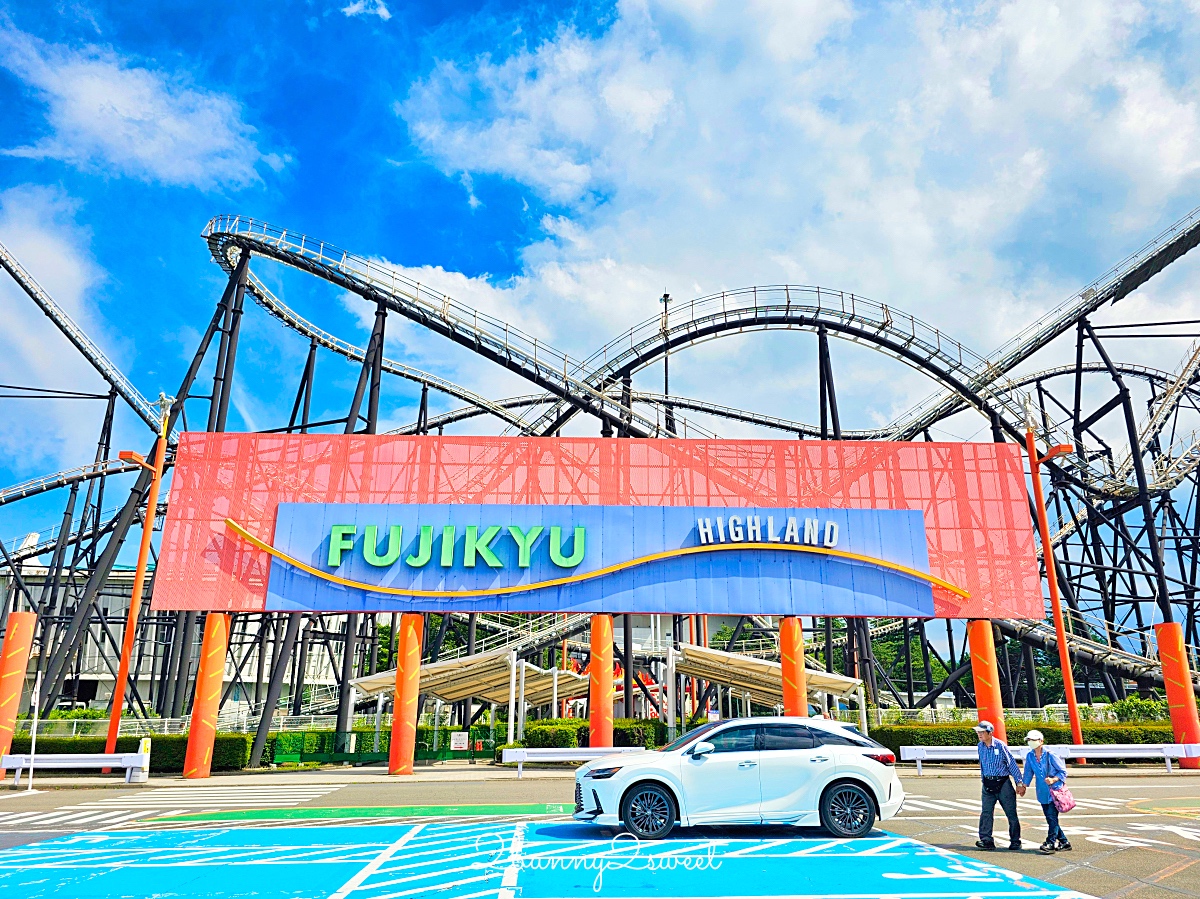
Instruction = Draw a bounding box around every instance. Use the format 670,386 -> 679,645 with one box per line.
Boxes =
0,819 -> 1095,899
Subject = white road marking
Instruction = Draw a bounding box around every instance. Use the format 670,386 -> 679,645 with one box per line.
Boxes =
73,785 -> 341,808
326,824 -> 426,899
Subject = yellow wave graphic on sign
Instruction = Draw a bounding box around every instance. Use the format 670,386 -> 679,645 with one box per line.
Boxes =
225,517 -> 969,601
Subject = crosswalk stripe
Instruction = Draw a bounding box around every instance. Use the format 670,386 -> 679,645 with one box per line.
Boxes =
0,809 -> 151,830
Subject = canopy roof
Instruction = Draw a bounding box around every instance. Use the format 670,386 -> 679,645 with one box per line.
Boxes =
352,647 -> 590,706
675,642 -> 862,707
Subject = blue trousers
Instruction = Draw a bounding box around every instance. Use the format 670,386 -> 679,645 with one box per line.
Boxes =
1040,800 -> 1066,843
979,780 -> 1021,845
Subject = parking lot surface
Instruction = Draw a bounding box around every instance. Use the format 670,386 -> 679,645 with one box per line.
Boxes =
0,766 -> 1194,898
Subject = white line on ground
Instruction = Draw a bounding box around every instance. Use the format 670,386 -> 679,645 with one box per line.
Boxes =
498,822 -> 527,899
326,824 -> 426,899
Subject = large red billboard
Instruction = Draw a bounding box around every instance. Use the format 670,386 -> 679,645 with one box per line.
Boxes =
153,434 -> 1041,619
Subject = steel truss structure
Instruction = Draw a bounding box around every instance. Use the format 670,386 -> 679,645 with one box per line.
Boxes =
3,203 -> 1200,752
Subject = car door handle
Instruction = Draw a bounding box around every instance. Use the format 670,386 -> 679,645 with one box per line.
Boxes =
738,761 -> 758,768
809,756 -> 830,763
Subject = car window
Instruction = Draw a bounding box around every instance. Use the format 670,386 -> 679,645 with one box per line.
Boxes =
658,722 -> 721,752
813,727 -> 876,747
706,725 -> 759,753
759,724 -> 817,750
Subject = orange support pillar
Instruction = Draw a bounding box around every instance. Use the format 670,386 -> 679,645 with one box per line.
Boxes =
0,612 -> 36,763
589,614 -> 614,748
183,613 -> 230,779
388,613 -> 423,775
780,616 -> 809,717
967,620 -> 1006,742
1155,622 -> 1200,769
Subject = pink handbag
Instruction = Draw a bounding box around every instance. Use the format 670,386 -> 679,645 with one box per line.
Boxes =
1051,785 -> 1076,813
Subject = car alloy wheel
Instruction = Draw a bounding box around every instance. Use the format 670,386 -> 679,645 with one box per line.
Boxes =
820,783 -> 876,838
621,783 -> 676,840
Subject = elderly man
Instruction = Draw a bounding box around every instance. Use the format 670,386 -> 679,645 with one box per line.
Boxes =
974,720 -> 1025,850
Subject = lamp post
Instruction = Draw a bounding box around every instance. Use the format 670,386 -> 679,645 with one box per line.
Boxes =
1023,422 -> 1083,748
105,397 -> 171,755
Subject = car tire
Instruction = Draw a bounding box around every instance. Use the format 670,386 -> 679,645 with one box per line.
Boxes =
819,782 -> 876,838
620,782 -> 677,840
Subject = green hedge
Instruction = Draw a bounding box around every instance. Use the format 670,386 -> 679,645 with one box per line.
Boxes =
262,725 -> 499,766
7,734 -> 253,772
519,718 -> 654,750
869,723 -> 1177,756
523,724 -> 580,749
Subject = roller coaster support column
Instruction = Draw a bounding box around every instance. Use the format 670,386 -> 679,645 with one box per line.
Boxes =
1155,622 -> 1200,769
780,616 -> 809,717
590,614 -> 614,747
388,613 -> 423,775
184,613 -> 230,778
1024,429 -> 1084,749
0,612 -> 36,764
105,407 -> 168,757
966,621 -> 1006,741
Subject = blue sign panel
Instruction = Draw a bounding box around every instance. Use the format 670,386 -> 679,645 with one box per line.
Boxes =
263,503 -> 939,616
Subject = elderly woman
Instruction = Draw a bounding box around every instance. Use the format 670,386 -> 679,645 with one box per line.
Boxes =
1021,729 -> 1072,854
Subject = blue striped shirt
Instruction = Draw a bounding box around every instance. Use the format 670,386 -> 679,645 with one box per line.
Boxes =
977,739 -> 1021,780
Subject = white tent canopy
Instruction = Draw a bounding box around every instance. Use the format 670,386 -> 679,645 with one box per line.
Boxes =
352,646 -> 590,706
675,642 -> 863,709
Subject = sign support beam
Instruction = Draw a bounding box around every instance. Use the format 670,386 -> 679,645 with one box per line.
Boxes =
589,614 -> 614,747
184,613 -> 230,778
780,616 -> 808,717
388,612 -> 423,775
966,619 -> 1006,741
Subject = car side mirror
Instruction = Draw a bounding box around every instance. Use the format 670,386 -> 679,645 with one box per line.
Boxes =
692,741 -> 715,757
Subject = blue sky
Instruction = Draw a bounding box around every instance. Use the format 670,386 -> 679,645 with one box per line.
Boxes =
1,0 -> 1200,550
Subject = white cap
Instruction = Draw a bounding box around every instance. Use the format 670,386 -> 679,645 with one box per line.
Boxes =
1025,729 -> 1044,743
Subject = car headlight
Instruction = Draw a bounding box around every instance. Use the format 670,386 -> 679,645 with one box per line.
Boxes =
586,766 -> 623,780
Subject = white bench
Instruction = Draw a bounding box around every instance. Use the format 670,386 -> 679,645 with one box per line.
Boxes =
1053,743 -> 1200,773
502,746 -> 646,778
901,742 -> 1200,774
3,737 -> 152,785
899,745 -> 977,774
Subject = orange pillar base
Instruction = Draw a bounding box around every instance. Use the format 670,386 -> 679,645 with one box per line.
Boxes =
1156,621 -> 1200,769
589,614 -> 614,748
0,612 -> 36,767
184,614 -> 230,779
388,613 -> 423,775
780,616 -> 809,717
967,620 -> 1006,742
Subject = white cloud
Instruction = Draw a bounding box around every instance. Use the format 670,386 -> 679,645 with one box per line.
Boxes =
392,0 -> 1200,433
0,24 -> 283,189
342,1 -> 392,22
0,186 -> 131,470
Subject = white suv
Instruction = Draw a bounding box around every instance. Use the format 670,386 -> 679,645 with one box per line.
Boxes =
573,717 -> 904,840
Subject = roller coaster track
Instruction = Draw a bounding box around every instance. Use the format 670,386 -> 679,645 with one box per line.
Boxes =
204,216 -> 712,440
0,506 -> 124,570
745,614 -> 1196,692
389,389 -> 846,439
239,269 -> 541,433
0,459 -> 141,509
402,361 -> 1196,442
990,355 -> 1200,496
515,285 -> 1021,438
995,617 -> 1200,692
388,394 -> 548,434
0,239 -> 169,438
885,204 -> 1200,442
204,215 -> 1200,497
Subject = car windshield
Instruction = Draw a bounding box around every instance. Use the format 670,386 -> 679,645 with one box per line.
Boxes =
657,722 -> 722,752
